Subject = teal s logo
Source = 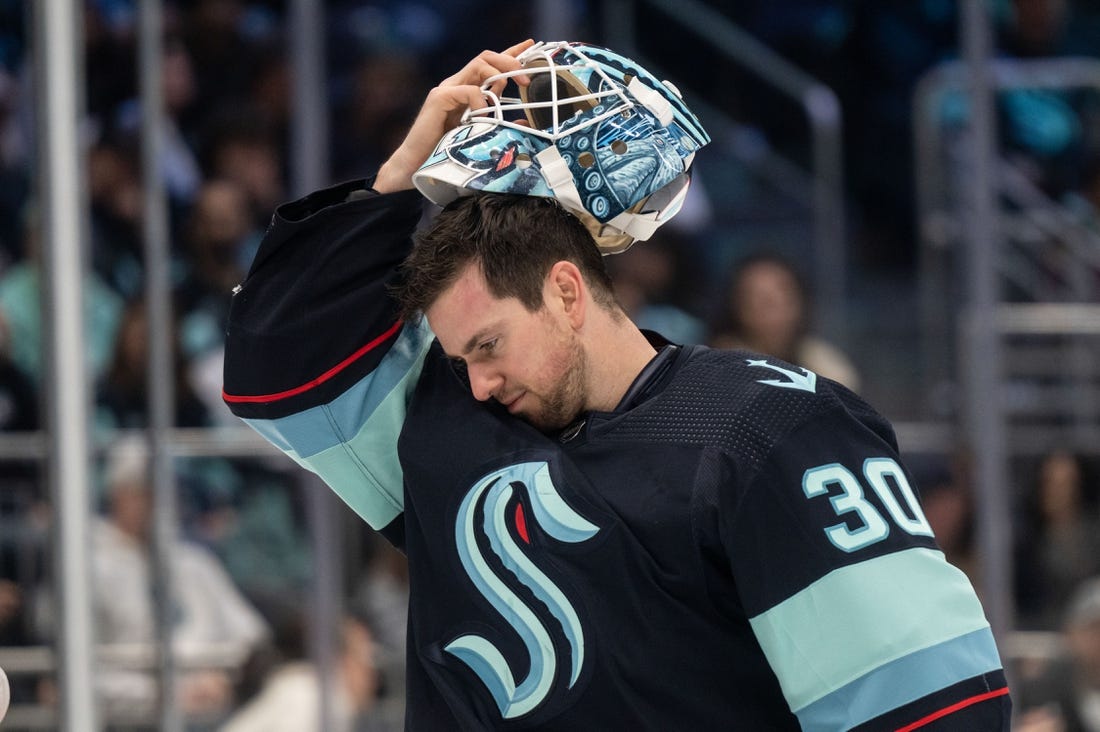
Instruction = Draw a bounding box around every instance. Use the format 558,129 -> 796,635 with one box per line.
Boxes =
448,461 -> 600,720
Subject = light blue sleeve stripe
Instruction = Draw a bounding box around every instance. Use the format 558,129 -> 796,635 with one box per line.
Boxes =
296,376 -> 417,528
749,547 -> 994,713
795,627 -> 1003,731
241,319 -> 435,529
243,320 -> 434,459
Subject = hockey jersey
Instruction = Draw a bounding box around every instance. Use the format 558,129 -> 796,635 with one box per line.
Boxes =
223,180 -> 1010,730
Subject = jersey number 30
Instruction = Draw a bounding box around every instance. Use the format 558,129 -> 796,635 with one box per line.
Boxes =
803,458 -> 933,552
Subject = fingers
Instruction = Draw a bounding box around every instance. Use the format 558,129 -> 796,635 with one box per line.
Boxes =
375,83 -> 488,193
445,42 -> 534,90
503,38 -> 536,57
421,84 -> 488,118
375,40 -> 536,193
442,84 -> 488,115
474,39 -> 535,87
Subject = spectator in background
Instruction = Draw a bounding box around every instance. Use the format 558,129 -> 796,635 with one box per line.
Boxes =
0,307 -> 41,556
0,311 -> 44,712
0,303 -> 41,698
88,134 -> 147,300
245,47 -> 292,157
1016,576 -> 1100,732
994,0 -> 1100,198
221,609 -> 389,732
164,178 -> 310,614
91,437 -> 270,725
176,179 -> 259,425
1017,450 -> 1100,630
0,580 -> 23,647
93,294 -> 251,540
353,535 -> 409,664
911,451 -> 984,595
608,232 -> 707,346
83,0 -> 138,135
200,109 -> 285,229
114,34 -> 203,214
177,179 -> 256,349
95,297 -> 211,431
0,67 -> 30,268
182,0 -> 268,125
0,204 -> 123,389
330,52 -> 427,181
0,309 -> 36,436
708,252 -> 861,391
0,580 -> 33,708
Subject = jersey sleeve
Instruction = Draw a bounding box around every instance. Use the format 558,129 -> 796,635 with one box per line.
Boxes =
222,179 -> 433,541
720,403 -> 1010,731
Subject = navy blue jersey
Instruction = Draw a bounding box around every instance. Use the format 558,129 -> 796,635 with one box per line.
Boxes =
224,181 -> 1011,730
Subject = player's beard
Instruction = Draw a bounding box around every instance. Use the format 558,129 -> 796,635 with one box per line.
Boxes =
524,335 -> 587,433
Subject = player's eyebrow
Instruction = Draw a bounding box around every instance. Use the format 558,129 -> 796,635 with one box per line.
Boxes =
459,328 -> 499,356
457,323 -> 502,358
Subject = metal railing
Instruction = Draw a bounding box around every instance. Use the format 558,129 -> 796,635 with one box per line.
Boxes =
25,0 -> 350,728
0,640 -> 407,729
914,56 -> 1100,408
601,0 -> 847,339
913,50 -> 1100,640
0,431 -> 394,729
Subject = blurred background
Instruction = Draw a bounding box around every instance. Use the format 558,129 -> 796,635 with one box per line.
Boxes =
3,0 -> 1100,729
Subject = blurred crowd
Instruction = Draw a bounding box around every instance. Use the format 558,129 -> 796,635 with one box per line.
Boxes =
0,0 -> 1096,728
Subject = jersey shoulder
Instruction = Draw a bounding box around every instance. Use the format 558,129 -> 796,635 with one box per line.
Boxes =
606,346 -> 895,473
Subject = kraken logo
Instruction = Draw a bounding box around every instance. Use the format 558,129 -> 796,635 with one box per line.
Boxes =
448,461 -> 599,720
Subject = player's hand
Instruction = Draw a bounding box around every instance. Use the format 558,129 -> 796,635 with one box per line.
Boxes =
375,39 -> 534,194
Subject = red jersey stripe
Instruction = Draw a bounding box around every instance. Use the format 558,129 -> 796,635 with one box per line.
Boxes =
223,319 -> 403,404
895,686 -> 1010,732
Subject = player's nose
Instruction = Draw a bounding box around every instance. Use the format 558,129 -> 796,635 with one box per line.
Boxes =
467,364 -> 501,402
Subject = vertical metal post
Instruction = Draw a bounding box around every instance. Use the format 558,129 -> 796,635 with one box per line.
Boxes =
959,0 -> 1013,638
34,0 -> 99,729
603,0 -> 848,343
139,2 -> 183,730
305,477 -> 342,732
290,4 -> 337,728
807,88 -> 846,341
290,0 -> 329,197
913,71 -> 954,414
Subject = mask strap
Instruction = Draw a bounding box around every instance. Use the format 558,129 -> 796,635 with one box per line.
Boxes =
626,77 -> 673,127
535,146 -> 585,213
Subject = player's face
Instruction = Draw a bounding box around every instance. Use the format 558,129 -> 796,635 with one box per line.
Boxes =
426,264 -> 587,432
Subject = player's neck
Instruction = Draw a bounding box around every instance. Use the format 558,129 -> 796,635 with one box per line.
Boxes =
583,312 -> 658,413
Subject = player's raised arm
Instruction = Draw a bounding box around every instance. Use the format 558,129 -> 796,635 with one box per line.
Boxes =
221,41 -> 533,547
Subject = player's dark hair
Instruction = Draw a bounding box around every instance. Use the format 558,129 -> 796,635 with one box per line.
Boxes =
396,194 -> 618,320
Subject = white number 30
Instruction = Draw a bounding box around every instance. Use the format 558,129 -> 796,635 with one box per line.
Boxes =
802,458 -> 934,552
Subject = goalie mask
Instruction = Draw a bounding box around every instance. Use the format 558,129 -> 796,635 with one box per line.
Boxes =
412,41 -> 710,253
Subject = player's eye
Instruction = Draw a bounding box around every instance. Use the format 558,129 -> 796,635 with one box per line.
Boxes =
478,338 -> 499,354
446,354 -> 468,383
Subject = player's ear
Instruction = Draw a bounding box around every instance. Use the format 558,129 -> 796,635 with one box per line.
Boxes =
547,261 -> 585,327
